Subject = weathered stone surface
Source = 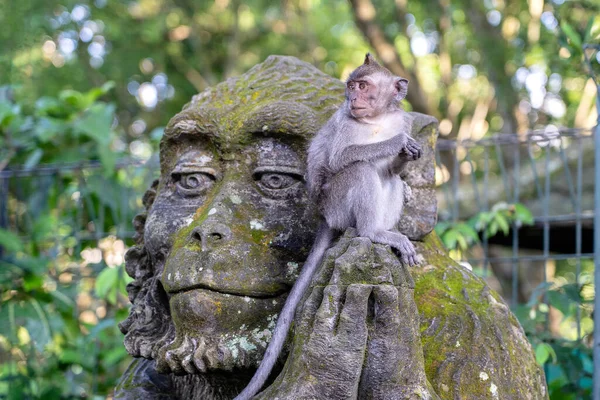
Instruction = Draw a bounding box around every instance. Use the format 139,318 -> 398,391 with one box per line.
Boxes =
257,231 -> 439,400
413,234 -> 547,399
115,55 -> 547,400
400,113 -> 438,240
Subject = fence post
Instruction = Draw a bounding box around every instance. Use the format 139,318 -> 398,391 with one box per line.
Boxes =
594,84 -> 600,400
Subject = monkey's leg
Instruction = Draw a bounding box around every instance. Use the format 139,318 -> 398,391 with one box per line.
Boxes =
352,169 -> 418,267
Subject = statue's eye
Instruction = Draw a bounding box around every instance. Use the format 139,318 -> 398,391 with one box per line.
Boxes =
253,167 -> 304,200
172,170 -> 217,196
359,82 -> 366,90
259,173 -> 296,190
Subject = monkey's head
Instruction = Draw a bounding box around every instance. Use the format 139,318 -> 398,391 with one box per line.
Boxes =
118,56 -> 346,375
345,53 -> 409,119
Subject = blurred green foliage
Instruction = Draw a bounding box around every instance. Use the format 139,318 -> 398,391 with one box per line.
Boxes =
1,0 -> 599,398
438,201 -> 594,399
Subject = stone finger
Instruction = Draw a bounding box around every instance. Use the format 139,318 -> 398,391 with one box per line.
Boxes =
313,285 -> 343,335
372,285 -> 401,336
336,284 -> 372,343
297,287 -> 324,337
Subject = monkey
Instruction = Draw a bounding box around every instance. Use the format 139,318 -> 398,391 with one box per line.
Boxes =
233,54 -> 421,400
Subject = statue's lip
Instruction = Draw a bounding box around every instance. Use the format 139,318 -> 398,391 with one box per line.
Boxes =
165,282 -> 289,299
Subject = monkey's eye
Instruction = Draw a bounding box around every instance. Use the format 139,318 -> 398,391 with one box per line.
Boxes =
171,168 -> 218,197
359,82 -> 366,90
347,82 -> 355,90
253,167 -> 304,200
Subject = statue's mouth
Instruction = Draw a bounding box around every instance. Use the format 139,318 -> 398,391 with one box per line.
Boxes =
165,282 -> 288,299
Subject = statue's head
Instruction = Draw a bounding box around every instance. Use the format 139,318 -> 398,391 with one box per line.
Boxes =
119,56 -> 346,374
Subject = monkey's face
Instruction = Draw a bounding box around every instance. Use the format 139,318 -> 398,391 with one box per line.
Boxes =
345,73 -> 409,119
346,76 -> 379,118
144,136 -> 319,373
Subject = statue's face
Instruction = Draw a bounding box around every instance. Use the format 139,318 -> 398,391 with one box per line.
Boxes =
144,135 -> 318,373
119,56 -> 346,375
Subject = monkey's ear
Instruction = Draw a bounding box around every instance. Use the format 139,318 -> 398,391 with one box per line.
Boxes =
364,53 -> 375,65
395,78 -> 409,101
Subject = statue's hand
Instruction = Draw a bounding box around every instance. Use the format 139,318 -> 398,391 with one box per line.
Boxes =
256,284 -> 372,400
359,285 -> 440,400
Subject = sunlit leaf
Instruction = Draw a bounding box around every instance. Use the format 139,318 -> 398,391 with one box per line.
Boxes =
514,203 -> 534,225
561,21 -> 582,49
494,213 -> 510,235
442,229 -> 458,250
535,343 -> 557,365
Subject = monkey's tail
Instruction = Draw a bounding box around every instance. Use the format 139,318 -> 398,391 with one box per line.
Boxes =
233,221 -> 334,400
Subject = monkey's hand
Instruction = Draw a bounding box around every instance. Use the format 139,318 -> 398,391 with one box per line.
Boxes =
255,284 -> 371,400
400,136 -> 422,161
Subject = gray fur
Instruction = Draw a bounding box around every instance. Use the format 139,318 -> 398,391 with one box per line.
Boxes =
235,56 -> 420,400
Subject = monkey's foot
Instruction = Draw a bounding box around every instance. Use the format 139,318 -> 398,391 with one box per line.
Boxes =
364,230 -> 421,267
402,137 -> 422,161
394,235 -> 420,267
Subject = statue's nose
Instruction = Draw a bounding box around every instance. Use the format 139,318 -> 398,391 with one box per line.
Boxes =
189,222 -> 232,251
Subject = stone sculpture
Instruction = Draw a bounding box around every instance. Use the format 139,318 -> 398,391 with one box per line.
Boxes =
115,55 -> 548,399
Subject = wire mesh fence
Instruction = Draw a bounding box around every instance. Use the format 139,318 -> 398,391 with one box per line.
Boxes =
435,127 -> 596,397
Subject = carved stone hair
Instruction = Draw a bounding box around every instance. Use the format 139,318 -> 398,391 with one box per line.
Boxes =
118,179 -> 176,359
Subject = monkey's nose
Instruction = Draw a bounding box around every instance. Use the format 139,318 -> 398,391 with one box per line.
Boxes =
189,223 -> 232,251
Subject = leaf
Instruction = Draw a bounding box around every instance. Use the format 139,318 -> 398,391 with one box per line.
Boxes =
0,228 -> 23,253
73,103 -> 115,145
23,149 -> 43,170
583,16 -> 595,42
0,101 -> 18,127
95,266 -> 119,304
98,144 -> 116,175
23,273 -> 44,291
514,203 -> 534,225
494,213 -> 510,235
455,223 -> 480,243
59,90 -> 85,108
34,117 -> 64,143
491,201 -> 508,212
456,234 -> 468,250
486,220 -> 498,237
83,81 -> 116,106
535,343 -> 557,365
535,343 -> 550,365
442,229 -> 458,250
561,21 -> 582,49
102,346 -> 128,366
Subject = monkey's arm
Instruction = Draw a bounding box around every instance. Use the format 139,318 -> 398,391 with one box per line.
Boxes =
332,133 -> 420,172
307,122 -> 334,200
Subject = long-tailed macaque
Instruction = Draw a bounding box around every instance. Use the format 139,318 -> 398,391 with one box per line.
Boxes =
234,54 -> 421,400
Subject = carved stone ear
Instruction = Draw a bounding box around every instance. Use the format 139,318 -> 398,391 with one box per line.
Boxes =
364,53 -> 375,65
395,78 -> 409,101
